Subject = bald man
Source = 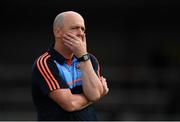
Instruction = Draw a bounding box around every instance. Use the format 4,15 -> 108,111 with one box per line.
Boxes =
31,11 -> 109,120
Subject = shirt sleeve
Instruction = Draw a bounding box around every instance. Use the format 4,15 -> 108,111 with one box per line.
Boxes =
31,52 -> 68,95
89,53 -> 101,78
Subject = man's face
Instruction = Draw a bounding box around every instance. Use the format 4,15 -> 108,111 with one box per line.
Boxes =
62,14 -> 85,41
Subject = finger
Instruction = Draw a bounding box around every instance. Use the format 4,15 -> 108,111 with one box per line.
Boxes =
104,85 -> 109,91
103,81 -> 107,86
103,82 -> 108,89
66,33 -> 83,44
63,34 -> 76,43
102,80 -> 108,89
100,77 -> 105,83
102,81 -> 107,89
64,42 -> 72,49
66,33 -> 79,40
104,87 -> 109,95
99,76 -> 103,81
106,88 -> 109,93
104,84 -> 108,90
103,77 -> 106,81
101,77 -> 106,82
101,76 -> 107,80
62,38 -> 73,46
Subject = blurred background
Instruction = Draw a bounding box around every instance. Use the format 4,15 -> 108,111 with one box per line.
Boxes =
0,0 -> 180,120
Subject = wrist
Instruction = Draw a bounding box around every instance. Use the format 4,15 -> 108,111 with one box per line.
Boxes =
77,53 -> 90,62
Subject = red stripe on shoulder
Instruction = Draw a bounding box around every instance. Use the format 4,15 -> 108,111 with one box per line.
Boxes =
36,52 -> 53,91
43,54 -> 60,89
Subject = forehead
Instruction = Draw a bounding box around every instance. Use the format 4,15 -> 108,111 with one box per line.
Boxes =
64,13 -> 85,27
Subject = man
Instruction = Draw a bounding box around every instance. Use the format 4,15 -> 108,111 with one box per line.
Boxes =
31,11 -> 109,120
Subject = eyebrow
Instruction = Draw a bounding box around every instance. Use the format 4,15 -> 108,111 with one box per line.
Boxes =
72,25 -> 86,31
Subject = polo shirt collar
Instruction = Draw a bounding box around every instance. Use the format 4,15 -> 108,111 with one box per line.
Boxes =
48,47 -> 76,65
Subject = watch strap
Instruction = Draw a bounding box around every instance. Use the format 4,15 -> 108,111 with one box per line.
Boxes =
77,54 -> 90,62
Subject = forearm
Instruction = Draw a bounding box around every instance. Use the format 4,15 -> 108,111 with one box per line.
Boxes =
70,94 -> 92,111
49,89 -> 92,112
79,60 -> 103,101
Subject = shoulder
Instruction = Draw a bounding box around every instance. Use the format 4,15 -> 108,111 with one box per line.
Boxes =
89,53 -> 99,64
32,52 -> 54,71
89,53 -> 101,77
89,53 -> 100,68
36,52 -> 53,64
31,51 -> 61,92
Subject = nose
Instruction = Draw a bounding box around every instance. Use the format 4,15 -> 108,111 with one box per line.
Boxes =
76,29 -> 84,40
78,28 -> 84,35
77,28 -> 84,37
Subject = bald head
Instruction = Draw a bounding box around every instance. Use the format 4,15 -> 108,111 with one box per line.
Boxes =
53,11 -> 84,29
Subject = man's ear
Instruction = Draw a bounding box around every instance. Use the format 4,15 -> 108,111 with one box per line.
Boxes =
53,27 -> 62,38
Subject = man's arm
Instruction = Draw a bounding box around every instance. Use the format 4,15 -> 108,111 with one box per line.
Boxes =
34,53 -> 92,112
78,60 -> 104,101
62,33 -> 109,101
49,89 -> 92,112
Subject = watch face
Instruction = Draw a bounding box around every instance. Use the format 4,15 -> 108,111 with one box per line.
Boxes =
78,54 -> 90,62
84,55 -> 89,60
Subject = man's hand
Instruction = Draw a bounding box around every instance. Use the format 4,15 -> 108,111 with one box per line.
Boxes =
62,32 -> 87,58
100,76 -> 109,97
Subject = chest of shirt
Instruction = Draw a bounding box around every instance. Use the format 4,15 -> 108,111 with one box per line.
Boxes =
54,60 -> 82,89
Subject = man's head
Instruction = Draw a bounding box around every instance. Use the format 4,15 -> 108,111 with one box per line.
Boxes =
53,11 -> 85,41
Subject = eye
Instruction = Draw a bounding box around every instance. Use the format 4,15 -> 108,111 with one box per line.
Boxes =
71,27 -> 77,30
71,26 -> 85,32
81,27 -> 85,32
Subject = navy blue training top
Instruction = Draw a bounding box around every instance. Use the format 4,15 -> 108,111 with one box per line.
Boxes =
31,47 -> 101,120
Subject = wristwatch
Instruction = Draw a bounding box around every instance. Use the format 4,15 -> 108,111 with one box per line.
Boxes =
77,54 -> 90,62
